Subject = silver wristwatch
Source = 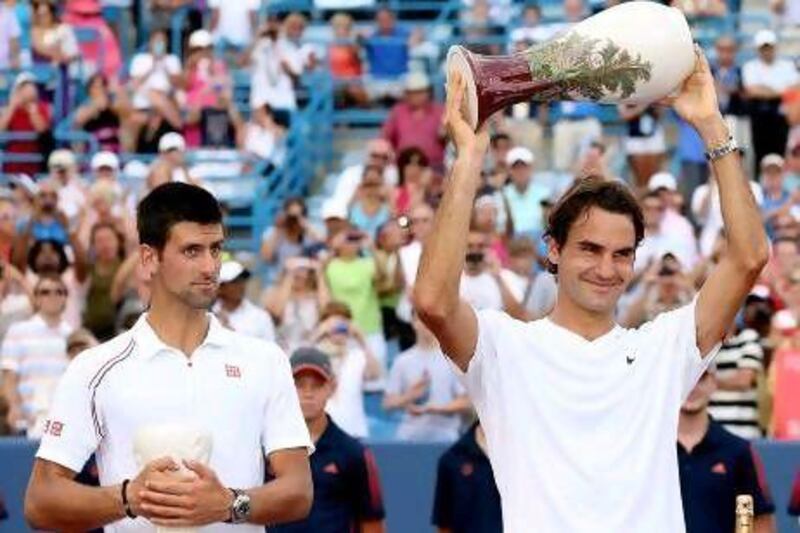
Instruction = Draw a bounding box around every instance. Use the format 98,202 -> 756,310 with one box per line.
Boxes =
704,135 -> 739,162
229,489 -> 251,524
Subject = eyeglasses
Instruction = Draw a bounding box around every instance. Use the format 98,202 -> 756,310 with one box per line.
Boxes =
36,288 -> 67,297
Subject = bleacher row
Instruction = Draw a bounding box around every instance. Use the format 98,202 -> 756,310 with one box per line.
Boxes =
0,1 -> 793,256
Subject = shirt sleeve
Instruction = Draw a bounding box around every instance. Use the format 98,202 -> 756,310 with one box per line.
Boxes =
431,454 -> 454,528
462,309 -> 506,410
644,297 -> 721,403
734,443 -> 775,516
261,346 -> 313,456
35,356 -> 101,473
350,445 -> 385,522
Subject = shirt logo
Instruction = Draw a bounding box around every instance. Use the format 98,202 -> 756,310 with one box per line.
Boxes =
626,352 -> 636,365
323,462 -> 339,475
711,462 -> 727,475
461,462 -> 474,477
44,420 -> 64,437
225,364 -> 241,378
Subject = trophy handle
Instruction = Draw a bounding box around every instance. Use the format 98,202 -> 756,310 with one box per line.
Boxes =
446,46 -> 479,131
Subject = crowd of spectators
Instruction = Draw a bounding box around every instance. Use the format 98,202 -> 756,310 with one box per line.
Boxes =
1,0 -> 800,528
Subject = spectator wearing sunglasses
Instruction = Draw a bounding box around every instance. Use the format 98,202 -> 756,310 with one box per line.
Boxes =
0,274 -> 71,438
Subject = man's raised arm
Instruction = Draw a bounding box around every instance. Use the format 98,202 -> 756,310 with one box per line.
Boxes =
413,73 -> 488,372
670,50 -> 770,357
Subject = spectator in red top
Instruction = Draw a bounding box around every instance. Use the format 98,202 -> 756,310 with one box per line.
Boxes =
381,72 -> 446,170
394,147 -> 432,215
328,12 -> 368,108
0,72 -> 51,175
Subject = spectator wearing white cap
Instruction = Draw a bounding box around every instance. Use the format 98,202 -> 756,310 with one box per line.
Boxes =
47,149 -> 87,223
146,132 -> 201,190
648,172 -> 698,266
382,71 -> 447,169
0,72 -> 51,175
208,0 -> 259,50
743,29 -> 800,173
213,260 -> 276,342
760,153 -> 800,238
503,146 -> 550,238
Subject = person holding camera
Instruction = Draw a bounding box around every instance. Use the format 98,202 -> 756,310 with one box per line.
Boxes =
324,227 -> 389,386
264,256 -> 330,353
622,253 -> 695,328
261,198 -> 323,272
311,302 -> 381,439
459,226 -> 522,317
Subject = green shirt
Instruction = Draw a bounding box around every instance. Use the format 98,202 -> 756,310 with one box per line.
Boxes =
325,256 -> 382,335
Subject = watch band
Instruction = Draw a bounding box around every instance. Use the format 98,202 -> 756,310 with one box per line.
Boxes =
227,488 -> 251,524
704,135 -> 739,162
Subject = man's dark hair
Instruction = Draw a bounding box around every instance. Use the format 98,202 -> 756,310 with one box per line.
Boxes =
137,182 -> 223,250
28,239 -> 69,274
544,177 -> 644,274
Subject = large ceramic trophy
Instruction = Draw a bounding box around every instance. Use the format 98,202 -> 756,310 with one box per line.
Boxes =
447,1 -> 695,129
133,423 -> 213,533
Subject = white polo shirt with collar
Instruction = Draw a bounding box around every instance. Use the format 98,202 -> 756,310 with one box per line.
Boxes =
36,313 -> 312,532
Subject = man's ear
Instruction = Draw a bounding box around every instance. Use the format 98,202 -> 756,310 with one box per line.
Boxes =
546,236 -> 560,273
139,244 -> 160,278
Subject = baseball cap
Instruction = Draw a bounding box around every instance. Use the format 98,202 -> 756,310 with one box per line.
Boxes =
405,71 -> 430,92
91,151 -> 120,172
48,149 -> 77,170
9,174 -> 38,196
648,172 -> 677,192
219,260 -> 250,284
754,29 -> 777,48
13,71 -> 36,92
158,132 -> 186,153
506,146 -> 535,166
760,153 -> 785,169
290,347 -> 334,381
188,29 -> 213,49
321,200 -> 348,221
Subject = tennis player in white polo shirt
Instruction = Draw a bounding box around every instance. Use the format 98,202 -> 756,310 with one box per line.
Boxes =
25,183 -> 313,531
415,53 -> 770,531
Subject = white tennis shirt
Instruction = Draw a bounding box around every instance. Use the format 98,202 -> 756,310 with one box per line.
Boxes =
462,299 -> 719,533
36,313 -> 312,532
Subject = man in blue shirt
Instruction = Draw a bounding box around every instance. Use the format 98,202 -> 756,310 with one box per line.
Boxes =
432,422 -> 502,533
677,367 -> 776,533
364,8 -> 409,80
269,348 -> 386,533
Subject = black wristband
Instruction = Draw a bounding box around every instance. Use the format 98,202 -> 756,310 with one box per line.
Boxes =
121,479 -> 136,519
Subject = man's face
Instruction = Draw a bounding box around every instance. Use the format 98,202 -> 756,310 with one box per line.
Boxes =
642,196 -> 665,230
95,166 -> 117,181
217,279 -> 246,306
295,371 -> 334,421
143,222 -> 225,310
37,187 -> 59,214
166,149 -> 185,166
34,243 -> 62,273
376,10 -> 394,32
34,279 -> 67,316
758,44 -> 776,63
547,207 -> 636,315
715,38 -> 736,66
681,372 -> 716,414
465,231 -> 488,275
405,89 -> 429,108
510,252 -> 535,277
510,162 -> 531,188
774,240 -> 799,274
410,205 -> 434,241
491,138 -> 511,164
762,166 -> 784,192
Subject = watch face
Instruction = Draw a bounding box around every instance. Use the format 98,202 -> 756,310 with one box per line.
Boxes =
233,493 -> 251,522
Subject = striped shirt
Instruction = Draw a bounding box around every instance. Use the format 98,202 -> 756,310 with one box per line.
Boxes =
0,314 -> 71,436
708,328 -> 763,439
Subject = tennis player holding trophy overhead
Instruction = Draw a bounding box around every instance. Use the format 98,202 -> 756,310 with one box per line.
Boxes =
415,2 -> 769,532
